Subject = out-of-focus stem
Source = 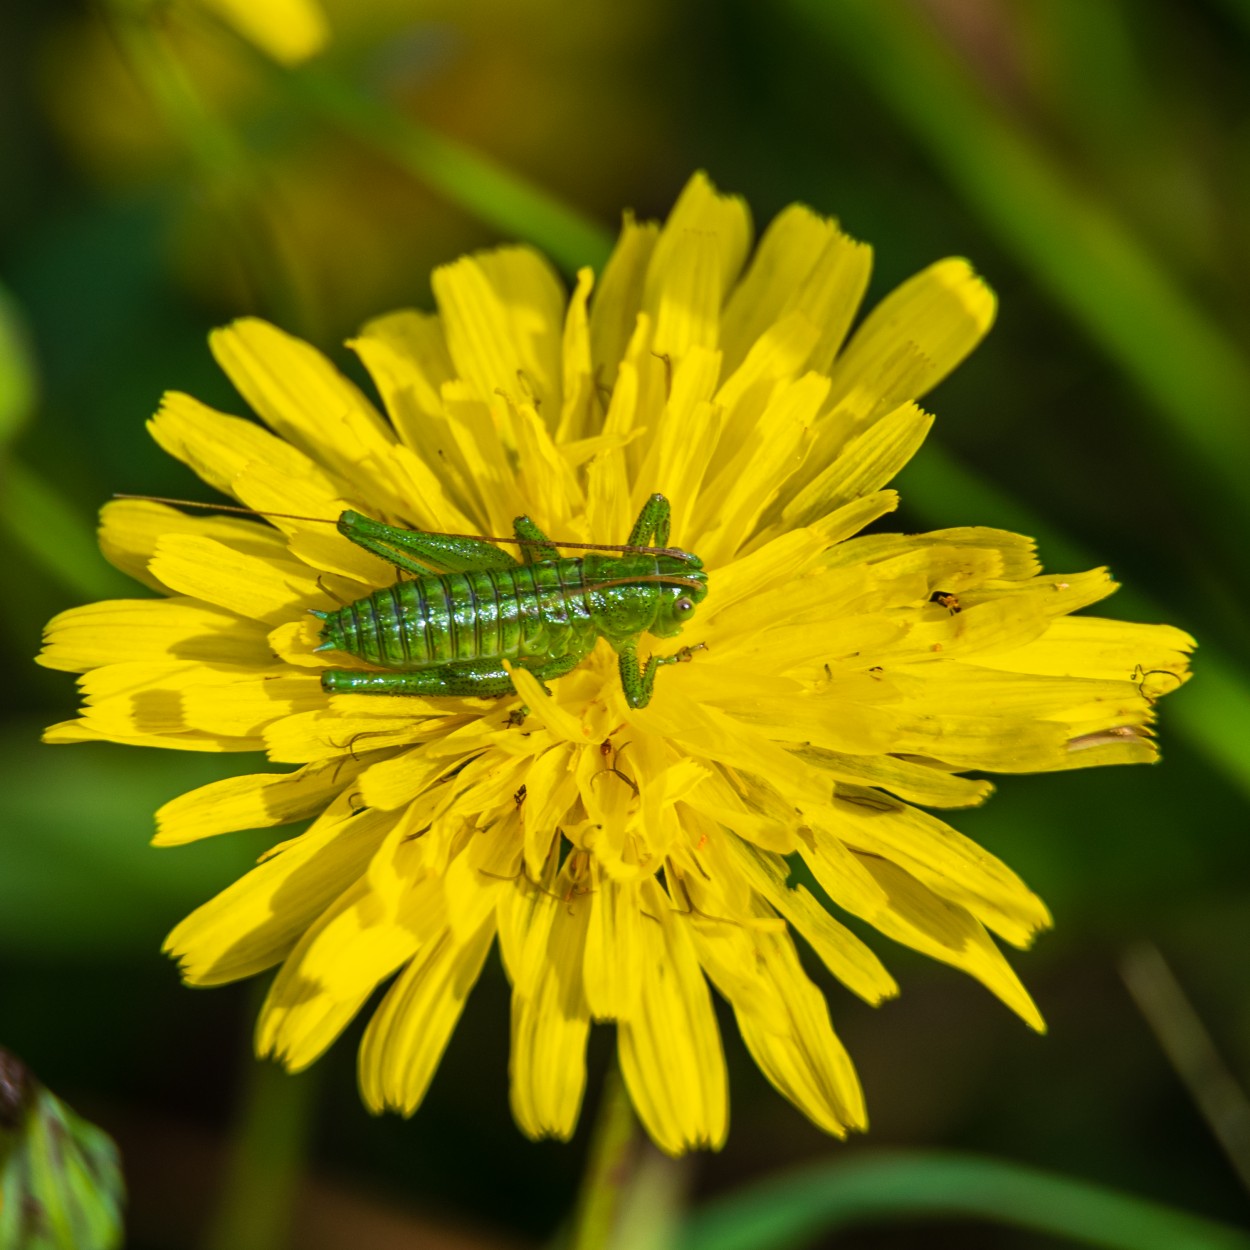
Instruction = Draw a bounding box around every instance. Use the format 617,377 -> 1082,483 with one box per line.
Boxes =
106,8 -> 314,335
569,1063 -> 641,1250
203,1057 -> 319,1250
1122,942 -> 1250,1196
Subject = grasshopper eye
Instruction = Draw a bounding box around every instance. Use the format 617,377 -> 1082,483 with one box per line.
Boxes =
675,597 -> 695,615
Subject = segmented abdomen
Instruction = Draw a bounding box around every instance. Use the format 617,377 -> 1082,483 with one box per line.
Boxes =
320,559 -> 595,669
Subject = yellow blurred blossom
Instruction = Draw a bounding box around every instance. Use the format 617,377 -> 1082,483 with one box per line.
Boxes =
196,0 -> 329,63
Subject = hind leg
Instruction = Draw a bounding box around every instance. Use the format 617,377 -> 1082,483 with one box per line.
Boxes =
322,660 -> 516,698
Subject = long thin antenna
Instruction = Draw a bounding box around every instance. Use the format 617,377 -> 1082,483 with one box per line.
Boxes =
113,494 -> 337,526
427,531 -> 697,560
112,493 -> 698,560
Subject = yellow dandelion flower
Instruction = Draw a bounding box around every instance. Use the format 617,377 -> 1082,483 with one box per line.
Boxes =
39,174 -> 1192,1155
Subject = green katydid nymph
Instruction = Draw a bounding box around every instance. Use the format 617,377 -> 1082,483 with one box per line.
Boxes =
118,493 -> 709,709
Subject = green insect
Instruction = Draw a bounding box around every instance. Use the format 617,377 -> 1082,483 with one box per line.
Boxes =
124,492 -> 709,709
312,492 -> 707,708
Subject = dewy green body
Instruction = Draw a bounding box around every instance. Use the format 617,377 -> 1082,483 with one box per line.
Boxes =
310,492 -> 707,708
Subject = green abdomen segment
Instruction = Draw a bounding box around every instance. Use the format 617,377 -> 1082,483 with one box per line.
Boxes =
319,559 -> 595,670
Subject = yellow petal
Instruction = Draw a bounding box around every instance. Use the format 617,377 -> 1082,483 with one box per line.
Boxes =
735,931 -> 867,1136
803,747 -> 992,809
210,318 -> 394,482
644,173 -> 751,355
617,879 -> 727,1155
720,202 -> 872,379
73,659 -> 295,744
721,835 -> 896,1004
698,372 -> 830,564
977,615 -> 1195,681
590,213 -> 659,389
38,598 -> 270,674
827,258 -> 996,413
349,309 -> 455,451
506,664 -> 588,744
264,704 -> 466,765
148,534 -> 325,625
583,866 -> 643,1020
432,247 -> 565,410
819,792 -> 1051,947
632,346 -> 722,541
42,718 -> 256,753
100,500 -> 289,593
649,227 -> 725,364
557,268 -> 596,442
358,918 -> 495,1115
257,875 -> 440,1072
510,861 -> 592,1141
155,758 -> 366,845
519,744 -> 578,880
147,391 -> 340,502
181,673 -> 325,738
164,798 -> 396,985
849,856 -> 1045,1031
783,403 -> 934,527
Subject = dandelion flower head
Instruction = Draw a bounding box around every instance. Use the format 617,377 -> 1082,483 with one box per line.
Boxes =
40,174 -> 1192,1154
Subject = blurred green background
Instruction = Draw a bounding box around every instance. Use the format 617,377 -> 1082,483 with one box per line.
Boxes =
2,0 -> 1250,1247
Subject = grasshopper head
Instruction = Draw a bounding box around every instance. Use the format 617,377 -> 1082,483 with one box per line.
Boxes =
648,553 -> 709,639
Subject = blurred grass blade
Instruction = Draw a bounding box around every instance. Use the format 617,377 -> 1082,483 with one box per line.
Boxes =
273,62 -> 614,275
0,461 -> 127,600
1209,0 -> 1250,37
1122,943 -> 1250,1196
0,283 -> 37,449
793,0 -> 1250,539
0,1050 -> 125,1250
0,724 -> 264,957
899,443 -> 1250,803
675,1151 -> 1250,1250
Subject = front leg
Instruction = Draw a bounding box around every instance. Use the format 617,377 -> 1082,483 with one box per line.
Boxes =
627,493 -> 671,549
617,638 -> 703,709
513,515 -> 559,564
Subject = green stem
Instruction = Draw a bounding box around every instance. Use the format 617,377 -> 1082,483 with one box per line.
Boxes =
676,1151 -> 1250,1250
107,7 -> 314,335
569,1063 -> 641,1250
1122,943 -> 1250,1196
203,1054 -> 319,1250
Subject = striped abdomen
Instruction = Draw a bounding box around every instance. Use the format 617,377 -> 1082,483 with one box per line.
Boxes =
319,559 -> 598,670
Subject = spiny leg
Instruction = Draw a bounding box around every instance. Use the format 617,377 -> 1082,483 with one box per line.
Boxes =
627,493 -> 671,549
505,644 -> 596,722
322,659 -> 516,698
336,510 -> 520,576
616,638 -> 703,709
322,642 -> 595,701
513,515 -> 559,565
